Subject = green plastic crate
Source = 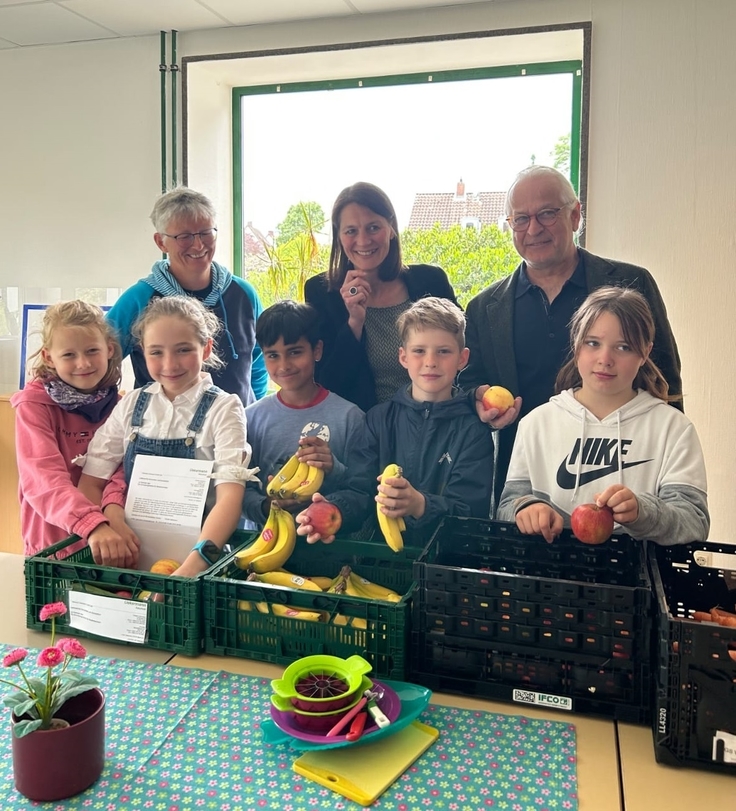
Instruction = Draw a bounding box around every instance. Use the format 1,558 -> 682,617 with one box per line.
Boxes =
203,538 -> 420,679
25,531 -> 257,656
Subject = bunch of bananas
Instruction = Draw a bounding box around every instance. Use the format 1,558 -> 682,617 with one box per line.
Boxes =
376,463 -> 406,552
233,503 -> 297,574
235,563 -> 403,627
265,452 -> 324,500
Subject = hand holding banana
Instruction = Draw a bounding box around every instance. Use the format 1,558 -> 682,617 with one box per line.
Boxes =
266,448 -> 325,501
376,463 -> 424,552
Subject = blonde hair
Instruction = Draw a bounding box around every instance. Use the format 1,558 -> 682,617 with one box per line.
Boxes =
132,296 -> 224,370
397,296 -> 466,350
555,286 -> 674,401
30,300 -> 122,388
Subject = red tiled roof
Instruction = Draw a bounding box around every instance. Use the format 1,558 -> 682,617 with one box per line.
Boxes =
407,191 -> 507,230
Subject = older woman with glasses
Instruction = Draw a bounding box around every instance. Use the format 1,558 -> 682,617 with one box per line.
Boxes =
107,187 -> 267,406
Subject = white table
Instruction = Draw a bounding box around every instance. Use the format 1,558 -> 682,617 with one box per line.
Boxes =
618,722 -> 736,809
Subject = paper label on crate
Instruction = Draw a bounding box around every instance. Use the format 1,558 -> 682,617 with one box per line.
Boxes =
512,689 -> 572,712
712,731 -> 736,763
68,591 -> 149,644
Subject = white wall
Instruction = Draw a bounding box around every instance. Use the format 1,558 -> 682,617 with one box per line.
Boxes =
0,0 -> 733,540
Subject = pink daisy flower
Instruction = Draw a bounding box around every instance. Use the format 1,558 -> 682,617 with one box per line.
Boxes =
57,638 -> 87,659
37,647 -> 65,668
39,602 -> 67,622
2,648 -> 28,668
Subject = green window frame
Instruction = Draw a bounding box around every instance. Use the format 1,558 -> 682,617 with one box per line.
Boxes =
232,59 -> 583,278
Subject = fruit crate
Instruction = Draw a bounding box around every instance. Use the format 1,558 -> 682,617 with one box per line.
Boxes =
410,516 -> 654,722
203,538 -> 420,679
650,541 -> 736,772
25,531 -> 256,656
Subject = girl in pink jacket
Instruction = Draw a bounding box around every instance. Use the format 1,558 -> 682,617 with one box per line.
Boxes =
11,301 -> 138,565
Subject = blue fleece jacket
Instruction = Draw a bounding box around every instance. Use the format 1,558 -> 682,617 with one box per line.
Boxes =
107,268 -> 267,406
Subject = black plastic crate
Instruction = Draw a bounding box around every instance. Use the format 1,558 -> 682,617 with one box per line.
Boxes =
203,538 -> 420,679
650,541 -> 736,772
410,630 -> 652,723
25,531 -> 256,656
414,517 -> 652,661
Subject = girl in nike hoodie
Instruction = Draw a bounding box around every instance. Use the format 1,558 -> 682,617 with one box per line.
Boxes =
497,287 -> 708,545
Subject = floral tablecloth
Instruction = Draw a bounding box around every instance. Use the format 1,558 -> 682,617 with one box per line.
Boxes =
0,650 -> 578,810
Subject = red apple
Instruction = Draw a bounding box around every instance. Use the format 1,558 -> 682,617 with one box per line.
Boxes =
570,503 -> 614,545
301,499 -> 342,538
481,385 -> 515,415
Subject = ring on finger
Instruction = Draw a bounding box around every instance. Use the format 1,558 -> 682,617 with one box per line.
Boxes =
348,286 -> 358,295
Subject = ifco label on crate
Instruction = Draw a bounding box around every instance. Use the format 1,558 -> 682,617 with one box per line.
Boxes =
513,689 -> 572,711
68,591 -> 149,644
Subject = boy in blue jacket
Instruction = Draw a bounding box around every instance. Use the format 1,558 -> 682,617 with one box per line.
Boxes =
297,296 -> 494,544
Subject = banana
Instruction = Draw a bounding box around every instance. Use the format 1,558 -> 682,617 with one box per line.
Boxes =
278,460 -> 310,499
234,503 -> 281,569
333,614 -> 368,630
254,571 -> 322,592
376,463 -> 405,552
250,505 -> 297,574
266,454 -> 300,497
291,464 -> 324,499
348,571 -> 402,602
306,576 -> 335,591
237,598 -> 321,621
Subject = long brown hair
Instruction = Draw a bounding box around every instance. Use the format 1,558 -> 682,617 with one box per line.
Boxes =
30,300 -> 122,388
555,286 -> 675,401
327,182 -> 404,291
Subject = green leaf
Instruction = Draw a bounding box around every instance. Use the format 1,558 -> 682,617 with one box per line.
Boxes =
12,697 -> 39,718
13,718 -> 43,738
3,690 -> 33,710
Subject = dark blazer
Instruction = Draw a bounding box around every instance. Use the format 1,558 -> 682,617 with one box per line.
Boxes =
462,248 -> 683,504
305,264 -> 459,411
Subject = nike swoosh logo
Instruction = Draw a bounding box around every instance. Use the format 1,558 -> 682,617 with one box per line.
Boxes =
556,458 -> 652,489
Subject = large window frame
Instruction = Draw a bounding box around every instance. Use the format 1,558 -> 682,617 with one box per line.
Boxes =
231,59 -> 583,278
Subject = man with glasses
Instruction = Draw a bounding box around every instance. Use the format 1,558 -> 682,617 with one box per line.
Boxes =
463,165 -> 682,507
107,187 -> 268,406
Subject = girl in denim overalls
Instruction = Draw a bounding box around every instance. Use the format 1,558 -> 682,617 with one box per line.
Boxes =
80,296 -> 252,577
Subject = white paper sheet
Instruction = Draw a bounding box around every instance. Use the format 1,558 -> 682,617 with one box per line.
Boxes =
125,455 -> 214,571
68,590 -> 149,644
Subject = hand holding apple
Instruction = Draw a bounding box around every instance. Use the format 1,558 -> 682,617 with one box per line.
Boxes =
474,385 -> 522,429
296,493 -> 342,544
594,484 -> 640,525
570,503 -> 614,545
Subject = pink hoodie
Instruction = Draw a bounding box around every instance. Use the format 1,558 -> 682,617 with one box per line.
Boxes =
11,378 -> 125,557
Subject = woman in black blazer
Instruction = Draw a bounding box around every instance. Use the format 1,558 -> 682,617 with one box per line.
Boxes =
305,182 -> 459,412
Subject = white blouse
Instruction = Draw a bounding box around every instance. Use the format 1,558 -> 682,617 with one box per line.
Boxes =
82,374 -> 251,488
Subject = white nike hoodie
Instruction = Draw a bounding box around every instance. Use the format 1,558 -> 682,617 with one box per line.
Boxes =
496,389 -> 709,545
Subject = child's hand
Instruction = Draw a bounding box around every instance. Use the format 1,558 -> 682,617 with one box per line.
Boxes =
297,437 -> 334,474
376,472 -> 425,520
594,485 -> 639,525
515,503 -> 563,544
88,521 -> 140,568
296,493 -> 337,545
474,385 -> 522,429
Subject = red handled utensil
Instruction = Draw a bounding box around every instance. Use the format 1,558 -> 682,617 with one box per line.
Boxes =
345,711 -> 368,743
324,696 -> 368,738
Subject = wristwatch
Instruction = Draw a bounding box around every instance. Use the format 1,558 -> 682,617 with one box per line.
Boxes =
192,540 -> 222,566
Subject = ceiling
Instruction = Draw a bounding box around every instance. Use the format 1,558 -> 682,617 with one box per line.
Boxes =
0,0 -> 492,50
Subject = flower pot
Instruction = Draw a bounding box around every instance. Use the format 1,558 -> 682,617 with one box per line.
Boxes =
11,687 -> 105,802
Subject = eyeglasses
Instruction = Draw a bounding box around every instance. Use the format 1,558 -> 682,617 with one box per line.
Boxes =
505,207 -> 569,232
161,228 -> 218,247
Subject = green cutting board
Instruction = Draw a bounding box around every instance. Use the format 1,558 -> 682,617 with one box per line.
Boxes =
293,720 -> 438,806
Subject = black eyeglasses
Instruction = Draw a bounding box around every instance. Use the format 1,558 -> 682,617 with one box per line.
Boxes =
505,207 -> 569,232
162,228 -> 218,247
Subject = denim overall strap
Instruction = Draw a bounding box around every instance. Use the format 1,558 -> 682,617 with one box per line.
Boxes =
123,385 -> 223,484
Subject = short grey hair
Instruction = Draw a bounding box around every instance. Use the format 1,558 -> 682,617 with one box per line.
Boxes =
150,186 -> 217,233
505,165 -> 579,216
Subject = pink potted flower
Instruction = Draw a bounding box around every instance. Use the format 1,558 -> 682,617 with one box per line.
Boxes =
2,602 -> 105,801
